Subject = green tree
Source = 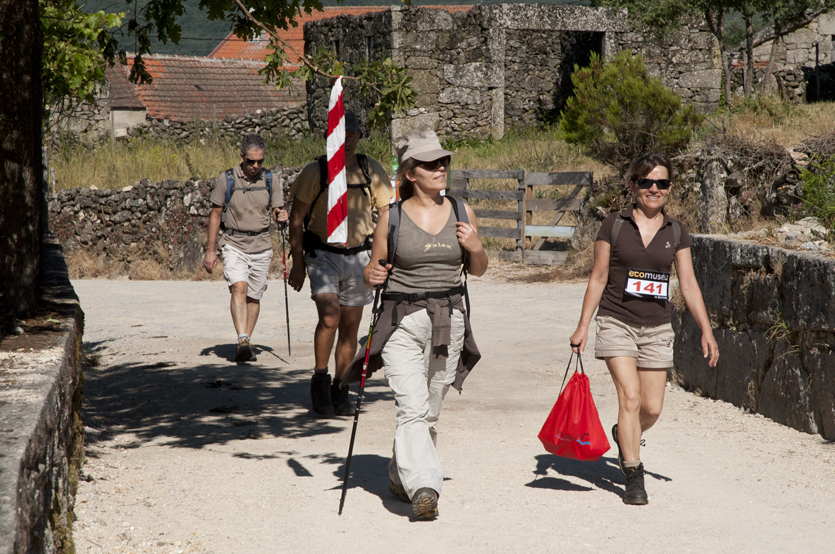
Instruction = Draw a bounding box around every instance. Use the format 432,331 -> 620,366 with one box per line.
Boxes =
40,0 -> 122,129
560,51 -> 703,171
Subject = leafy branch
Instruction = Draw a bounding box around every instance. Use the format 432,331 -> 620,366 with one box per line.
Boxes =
231,0 -> 416,129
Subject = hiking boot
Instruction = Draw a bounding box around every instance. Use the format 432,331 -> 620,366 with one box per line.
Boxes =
310,373 -> 335,417
331,379 -> 356,417
235,338 -> 254,362
612,424 -> 625,477
389,480 -> 410,503
623,464 -> 648,505
411,487 -> 438,520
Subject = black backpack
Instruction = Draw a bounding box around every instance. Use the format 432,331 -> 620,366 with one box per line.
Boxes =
386,195 -> 471,314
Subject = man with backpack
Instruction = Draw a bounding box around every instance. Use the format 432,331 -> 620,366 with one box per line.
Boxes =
287,111 -> 393,417
203,133 -> 288,363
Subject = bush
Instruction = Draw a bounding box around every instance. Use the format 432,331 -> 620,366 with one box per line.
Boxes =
560,51 -> 703,172
799,158 -> 835,230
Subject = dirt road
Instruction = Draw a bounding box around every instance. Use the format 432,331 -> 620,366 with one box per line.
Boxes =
71,271 -> 835,553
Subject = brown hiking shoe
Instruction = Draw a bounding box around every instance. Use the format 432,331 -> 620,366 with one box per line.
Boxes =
412,487 -> 439,520
235,338 -> 254,362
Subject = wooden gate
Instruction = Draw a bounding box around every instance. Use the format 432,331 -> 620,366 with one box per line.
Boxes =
448,169 -> 592,265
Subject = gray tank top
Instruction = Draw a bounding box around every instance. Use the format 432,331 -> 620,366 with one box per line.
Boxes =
387,205 -> 464,294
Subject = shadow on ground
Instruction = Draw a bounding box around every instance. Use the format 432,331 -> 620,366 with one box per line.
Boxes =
81,341 -> 394,450
527,454 -> 671,500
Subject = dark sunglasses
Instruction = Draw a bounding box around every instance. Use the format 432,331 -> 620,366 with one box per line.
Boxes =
244,157 -> 265,166
636,178 -> 671,190
418,156 -> 451,171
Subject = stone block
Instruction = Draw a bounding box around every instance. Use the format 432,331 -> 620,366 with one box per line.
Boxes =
818,12 -> 835,35
409,70 -> 440,95
407,56 -> 438,70
782,252 -> 835,332
677,69 -> 721,90
391,112 -> 440,140
443,62 -> 502,88
731,270 -> 782,327
439,87 -> 482,105
759,342 -> 819,434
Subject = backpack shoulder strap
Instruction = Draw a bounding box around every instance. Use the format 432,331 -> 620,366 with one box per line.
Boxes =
264,170 -> 273,202
387,199 -> 403,265
357,153 -> 372,185
224,169 -> 235,205
673,220 -> 681,249
447,195 -> 471,316
608,215 -> 624,263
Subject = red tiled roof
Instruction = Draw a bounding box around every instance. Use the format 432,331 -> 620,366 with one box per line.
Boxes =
209,5 -> 473,64
110,56 -> 304,122
106,64 -> 145,110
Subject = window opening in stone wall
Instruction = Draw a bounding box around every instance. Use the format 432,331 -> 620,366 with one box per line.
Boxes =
334,39 -> 341,58
365,36 -> 373,61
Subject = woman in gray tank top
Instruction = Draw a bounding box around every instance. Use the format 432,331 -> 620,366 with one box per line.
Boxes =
361,129 -> 488,520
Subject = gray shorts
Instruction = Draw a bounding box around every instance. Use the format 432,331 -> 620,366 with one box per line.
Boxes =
304,248 -> 373,306
594,315 -> 675,369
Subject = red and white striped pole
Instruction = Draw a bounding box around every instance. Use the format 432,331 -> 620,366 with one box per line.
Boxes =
326,77 -> 348,245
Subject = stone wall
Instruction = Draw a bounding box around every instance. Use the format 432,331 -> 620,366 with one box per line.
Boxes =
0,238 -> 85,554
619,18 -> 721,112
673,235 -> 835,440
47,168 -> 301,275
126,104 -> 310,143
306,4 -> 721,142
305,11 -> 393,137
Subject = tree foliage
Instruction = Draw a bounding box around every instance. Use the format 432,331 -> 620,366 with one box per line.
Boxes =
40,0 -> 122,124
560,51 -> 703,171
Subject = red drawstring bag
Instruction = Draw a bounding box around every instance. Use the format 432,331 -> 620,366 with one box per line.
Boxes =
538,353 -> 610,461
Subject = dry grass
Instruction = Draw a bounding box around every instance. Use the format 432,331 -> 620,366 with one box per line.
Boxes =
703,98 -> 835,149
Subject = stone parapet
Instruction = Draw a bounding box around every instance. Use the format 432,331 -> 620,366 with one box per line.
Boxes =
672,235 -> 835,440
0,237 -> 85,554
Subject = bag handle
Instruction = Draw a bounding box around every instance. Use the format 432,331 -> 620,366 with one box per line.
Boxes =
558,351 -> 585,395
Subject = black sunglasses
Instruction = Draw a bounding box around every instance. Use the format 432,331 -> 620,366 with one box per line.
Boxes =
636,178 -> 671,190
244,157 -> 265,166
417,156 -> 451,171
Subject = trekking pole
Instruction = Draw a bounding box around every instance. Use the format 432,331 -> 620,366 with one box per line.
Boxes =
279,220 -> 291,356
338,259 -> 387,515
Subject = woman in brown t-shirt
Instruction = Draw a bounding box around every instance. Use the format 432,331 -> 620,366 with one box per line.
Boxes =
569,152 -> 719,506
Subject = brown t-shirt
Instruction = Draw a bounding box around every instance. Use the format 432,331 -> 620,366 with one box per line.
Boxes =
289,157 -> 392,248
596,205 -> 693,326
210,165 -> 284,254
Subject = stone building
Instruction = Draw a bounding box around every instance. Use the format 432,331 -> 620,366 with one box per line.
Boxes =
304,4 -> 722,140
728,12 -> 835,102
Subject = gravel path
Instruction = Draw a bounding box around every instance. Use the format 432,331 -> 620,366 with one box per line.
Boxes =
71,270 -> 835,553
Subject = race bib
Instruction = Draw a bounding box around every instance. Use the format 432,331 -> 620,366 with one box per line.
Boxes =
625,268 -> 670,300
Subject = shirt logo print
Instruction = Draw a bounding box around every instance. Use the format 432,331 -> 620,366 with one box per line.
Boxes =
665,241 -> 671,249
425,242 -> 453,252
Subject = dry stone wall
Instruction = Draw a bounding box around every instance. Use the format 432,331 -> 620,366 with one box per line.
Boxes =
673,235 -> 835,440
47,167 -> 301,275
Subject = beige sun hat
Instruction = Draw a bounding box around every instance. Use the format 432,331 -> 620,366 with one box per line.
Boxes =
395,129 -> 454,164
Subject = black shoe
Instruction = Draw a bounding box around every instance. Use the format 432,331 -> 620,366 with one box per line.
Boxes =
612,424 -> 625,477
389,480 -> 410,503
623,464 -> 648,505
311,373 -> 335,417
235,338 -> 254,362
331,379 -> 356,417
412,488 -> 439,520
